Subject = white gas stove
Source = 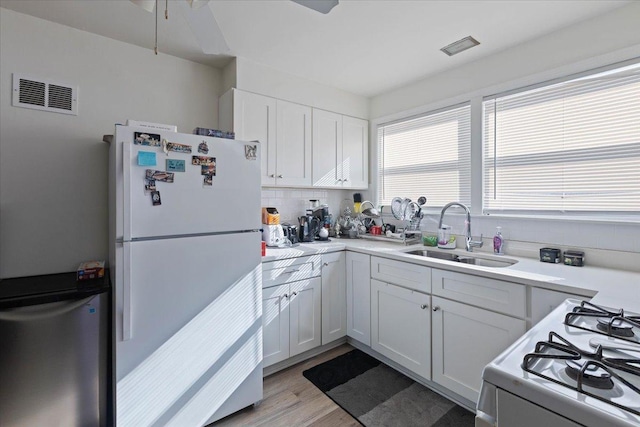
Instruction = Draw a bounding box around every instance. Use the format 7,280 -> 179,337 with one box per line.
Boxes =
476,299 -> 640,427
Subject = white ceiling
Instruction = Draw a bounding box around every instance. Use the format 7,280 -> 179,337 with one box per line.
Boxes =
0,0 -> 630,97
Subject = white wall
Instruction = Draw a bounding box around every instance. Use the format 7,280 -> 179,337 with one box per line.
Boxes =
0,8 -> 222,278
366,3 -> 640,268
371,2 -> 640,119
235,57 -> 369,119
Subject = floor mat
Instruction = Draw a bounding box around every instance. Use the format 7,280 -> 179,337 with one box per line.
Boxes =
302,349 -> 475,427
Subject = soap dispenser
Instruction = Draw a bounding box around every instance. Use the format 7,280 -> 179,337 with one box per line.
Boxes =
493,226 -> 504,255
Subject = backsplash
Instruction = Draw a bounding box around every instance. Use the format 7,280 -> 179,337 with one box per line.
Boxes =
261,187 -> 351,225
377,210 -> 640,272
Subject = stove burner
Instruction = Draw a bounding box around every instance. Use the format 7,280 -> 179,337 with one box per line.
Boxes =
565,301 -> 640,344
522,331 -> 640,416
565,360 -> 614,389
597,318 -> 635,338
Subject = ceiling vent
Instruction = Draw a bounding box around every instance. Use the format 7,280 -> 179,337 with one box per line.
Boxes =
12,74 -> 78,115
440,36 -> 480,57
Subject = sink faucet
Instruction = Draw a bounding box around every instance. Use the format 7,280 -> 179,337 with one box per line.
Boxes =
438,202 -> 483,252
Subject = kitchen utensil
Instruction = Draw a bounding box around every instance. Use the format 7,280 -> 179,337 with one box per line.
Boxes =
360,200 -> 380,218
391,197 -> 403,220
370,225 -> 382,235
401,198 -> 417,220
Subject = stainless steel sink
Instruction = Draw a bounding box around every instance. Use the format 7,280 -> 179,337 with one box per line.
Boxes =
404,249 -> 517,268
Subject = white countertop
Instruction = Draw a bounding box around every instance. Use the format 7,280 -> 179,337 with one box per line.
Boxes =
264,238 -> 640,312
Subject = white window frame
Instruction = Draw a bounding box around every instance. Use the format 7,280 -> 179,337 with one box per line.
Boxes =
482,59 -> 640,217
370,53 -> 640,224
376,102 -> 472,211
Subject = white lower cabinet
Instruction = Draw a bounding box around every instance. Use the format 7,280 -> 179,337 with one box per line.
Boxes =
321,252 -> 346,345
262,284 -> 290,367
346,251 -> 371,346
431,296 -> 526,403
262,277 -> 321,368
371,279 -> 431,379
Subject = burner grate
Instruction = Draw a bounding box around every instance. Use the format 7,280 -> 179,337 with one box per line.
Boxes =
522,331 -> 640,416
565,301 -> 640,343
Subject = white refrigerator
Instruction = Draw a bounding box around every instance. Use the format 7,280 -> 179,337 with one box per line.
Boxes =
108,125 -> 262,426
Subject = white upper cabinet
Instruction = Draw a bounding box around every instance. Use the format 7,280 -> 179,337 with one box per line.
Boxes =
220,89 -> 367,189
312,109 -> 368,189
224,89 -> 277,186
275,100 -> 312,187
341,116 -> 369,189
221,89 -> 311,187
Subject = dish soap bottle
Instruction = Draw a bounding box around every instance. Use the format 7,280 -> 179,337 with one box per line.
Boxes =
493,226 -> 504,255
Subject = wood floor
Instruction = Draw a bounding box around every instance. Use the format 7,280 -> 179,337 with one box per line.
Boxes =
214,344 -> 360,427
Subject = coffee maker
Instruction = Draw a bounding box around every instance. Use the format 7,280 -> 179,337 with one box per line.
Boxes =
299,214 -> 321,242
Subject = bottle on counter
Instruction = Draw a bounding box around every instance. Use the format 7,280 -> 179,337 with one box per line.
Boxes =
493,226 -> 504,255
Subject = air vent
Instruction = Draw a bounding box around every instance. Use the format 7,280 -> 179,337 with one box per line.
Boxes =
12,74 -> 78,115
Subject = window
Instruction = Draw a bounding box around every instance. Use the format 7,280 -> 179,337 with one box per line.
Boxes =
377,103 -> 471,208
483,61 -> 640,214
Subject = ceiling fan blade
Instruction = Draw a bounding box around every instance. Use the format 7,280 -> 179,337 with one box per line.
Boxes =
130,0 -> 156,13
177,0 -> 230,55
291,0 -> 339,14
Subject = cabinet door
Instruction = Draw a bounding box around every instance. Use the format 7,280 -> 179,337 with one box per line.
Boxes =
289,277 -> 322,357
346,252 -> 371,346
233,90 -> 277,186
371,280 -> 431,379
312,109 -> 342,187
341,116 -> 368,189
321,252 -> 346,345
276,100 -> 312,187
432,296 -> 526,403
262,284 -> 290,368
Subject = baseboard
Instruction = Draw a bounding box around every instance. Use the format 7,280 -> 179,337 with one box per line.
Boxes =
346,338 -> 477,413
263,337 -> 348,377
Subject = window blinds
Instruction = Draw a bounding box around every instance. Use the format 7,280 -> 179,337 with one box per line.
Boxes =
377,104 -> 471,208
483,61 -> 640,214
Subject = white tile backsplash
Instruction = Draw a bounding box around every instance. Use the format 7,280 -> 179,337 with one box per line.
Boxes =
417,212 -> 639,255
261,187 -> 351,224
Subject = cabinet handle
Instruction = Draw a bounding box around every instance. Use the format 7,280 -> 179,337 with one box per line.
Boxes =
432,306 -> 440,312
323,262 -> 329,266
283,293 -> 289,300
284,268 -> 300,274
343,178 -> 348,182
269,174 -> 275,178
421,304 -> 429,309
291,291 -> 298,296
278,174 -> 283,178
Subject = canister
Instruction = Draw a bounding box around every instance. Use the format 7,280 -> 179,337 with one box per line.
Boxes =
539,247 -> 561,263
564,250 -> 585,267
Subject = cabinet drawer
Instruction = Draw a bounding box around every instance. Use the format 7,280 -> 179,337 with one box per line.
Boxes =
262,256 -> 321,288
432,269 -> 525,318
371,256 -> 431,293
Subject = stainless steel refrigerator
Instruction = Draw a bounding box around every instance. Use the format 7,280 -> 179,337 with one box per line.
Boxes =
109,125 -> 263,426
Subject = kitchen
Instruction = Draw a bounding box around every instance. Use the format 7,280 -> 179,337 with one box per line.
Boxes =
0,1 -> 639,426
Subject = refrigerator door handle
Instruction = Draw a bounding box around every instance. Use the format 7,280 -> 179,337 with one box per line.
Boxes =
123,142 -> 132,242
123,242 -> 132,341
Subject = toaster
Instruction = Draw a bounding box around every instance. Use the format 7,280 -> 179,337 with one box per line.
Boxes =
262,224 -> 285,247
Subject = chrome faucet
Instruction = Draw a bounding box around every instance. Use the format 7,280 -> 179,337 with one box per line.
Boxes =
438,202 -> 483,252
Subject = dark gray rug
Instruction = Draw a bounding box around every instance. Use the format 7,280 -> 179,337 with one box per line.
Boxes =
303,349 -> 474,427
